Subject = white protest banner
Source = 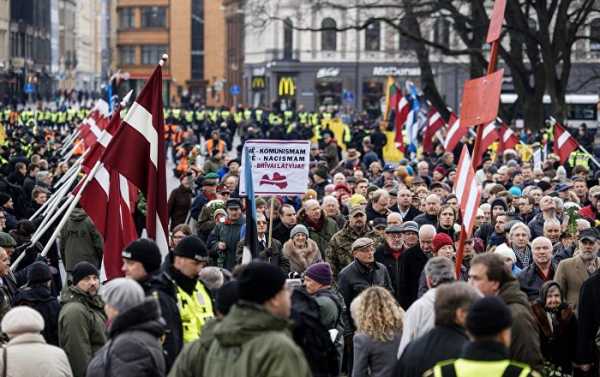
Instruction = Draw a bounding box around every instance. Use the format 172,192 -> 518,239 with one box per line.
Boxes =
239,140 -> 310,196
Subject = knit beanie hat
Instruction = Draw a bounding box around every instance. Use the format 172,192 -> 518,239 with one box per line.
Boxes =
27,261 -> 52,285
432,233 -> 454,253
122,238 -> 162,274
238,262 -> 286,304
174,235 -> 209,262
215,280 -> 239,316
0,193 -> 10,207
100,278 -> 145,313
72,261 -> 99,286
1,306 -> 44,337
466,296 -> 512,337
290,224 -> 309,239
491,198 -> 508,212
304,262 -> 333,286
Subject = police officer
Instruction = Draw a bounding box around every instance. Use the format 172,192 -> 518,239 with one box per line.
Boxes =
150,235 -> 214,371
428,296 -> 540,377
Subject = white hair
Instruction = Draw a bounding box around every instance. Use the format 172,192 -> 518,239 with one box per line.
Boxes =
509,222 -> 531,239
322,196 -> 339,207
495,243 -> 516,263
543,218 -> 561,230
419,224 -> 436,238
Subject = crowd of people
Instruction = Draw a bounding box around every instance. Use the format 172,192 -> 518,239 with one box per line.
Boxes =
0,103 -> 599,377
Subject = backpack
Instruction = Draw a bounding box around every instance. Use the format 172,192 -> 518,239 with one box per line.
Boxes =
291,288 -> 340,377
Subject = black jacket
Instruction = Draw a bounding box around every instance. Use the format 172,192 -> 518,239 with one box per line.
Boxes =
388,205 -> 421,222
517,263 -> 556,300
531,302 -> 577,373
337,260 -> 393,331
13,284 -> 61,346
413,213 -> 437,227
576,272 -> 600,364
86,299 -> 166,377
394,325 -> 468,377
375,242 -> 408,307
365,203 -> 388,223
272,222 -> 294,244
401,245 -> 430,309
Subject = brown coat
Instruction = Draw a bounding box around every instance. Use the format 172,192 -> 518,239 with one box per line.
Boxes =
554,256 -> 600,310
282,238 -> 322,274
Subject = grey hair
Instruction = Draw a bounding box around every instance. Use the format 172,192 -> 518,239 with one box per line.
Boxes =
372,189 -> 390,203
322,195 -> 339,207
434,282 -> 482,327
543,218 -> 561,230
424,256 -> 455,288
35,171 -> 50,183
553,197 -> 564,211
198,267 -> 224,291
419,224 -> 436,238
509,221 -> 531,239
576,218 -> 591,230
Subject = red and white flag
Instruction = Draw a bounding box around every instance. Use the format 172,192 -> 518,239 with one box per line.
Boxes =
473,121 -> 499,167
101,62 -> 169,254
498,122 -> 519,152
443,113 -> 467,152
423,107 -> 446,154
551,118 -> 579,164
79,102 -> 110,149
394,95 -> 410,151
79,110 -> 138,279
454,146 -> 482,238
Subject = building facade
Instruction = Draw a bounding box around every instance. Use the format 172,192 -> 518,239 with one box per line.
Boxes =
242,0 -> 600,115
113,0 -> 227,106
57,0 -> 76,91
8,0 -> 52,102
74,0 -> 103,92
0,0 -> 10,99
223,0 -> 244,107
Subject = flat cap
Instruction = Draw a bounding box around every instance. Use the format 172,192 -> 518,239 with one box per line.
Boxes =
351,237 -> 374,252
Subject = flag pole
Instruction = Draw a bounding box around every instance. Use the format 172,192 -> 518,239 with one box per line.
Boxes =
268,196 -> 275,248
59,130 -> 80,155
577,145 -> 600,169
37,161 -> 103,259
29,166 -> 79,221
30,170 -> 79,232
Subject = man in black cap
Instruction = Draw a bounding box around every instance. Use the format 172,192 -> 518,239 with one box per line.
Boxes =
58,261 -> 107,377
150,235 -> 214,372
14,261 -> 61,345
121,238 -> 162,291
428,296 -> 538,377
201,262 -> 311,377
207,198 -> 244,270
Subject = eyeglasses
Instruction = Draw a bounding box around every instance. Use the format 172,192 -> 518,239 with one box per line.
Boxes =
256,221 -> 267,225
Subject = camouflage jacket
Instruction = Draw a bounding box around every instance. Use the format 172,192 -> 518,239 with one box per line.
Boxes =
327,223 -> 381,277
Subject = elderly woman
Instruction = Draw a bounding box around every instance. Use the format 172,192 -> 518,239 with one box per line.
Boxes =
531,282 -> 577,376
507,222 -> 533,269
322,195 -> 346,228
351,286 -> 404,377
282,224 -> 323,274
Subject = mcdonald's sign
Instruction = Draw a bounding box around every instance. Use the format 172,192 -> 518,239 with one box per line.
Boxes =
278,76 -> 296,97
251,76 -> 266,90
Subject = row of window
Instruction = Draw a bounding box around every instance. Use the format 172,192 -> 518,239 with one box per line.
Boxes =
9,31 -> 50,64
118,45 -> 168,66
118,7 -> 167,29
282,18 -> 450,53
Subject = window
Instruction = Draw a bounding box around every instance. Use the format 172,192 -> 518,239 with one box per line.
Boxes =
365,20 -> 380,51
141,45 -> 166,65
283,18 -> 294,59
119,46 -> 136,65
191,0 -> 204,80
399,18 -> 417,51
141,7 -> 167,28
433,19 -> 450,47
321,18 -> 337,51
591,18 -> 600,51
119,8 -> 134,29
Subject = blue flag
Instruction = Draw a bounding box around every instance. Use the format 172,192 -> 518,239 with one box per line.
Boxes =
405,82 -> 421,153
243,148 -> 258,260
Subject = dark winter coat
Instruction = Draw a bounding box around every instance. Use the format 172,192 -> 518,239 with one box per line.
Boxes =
59,208 -> 103,272
207,217 -> 244,270
394,325 -> 469,377
365,203 -> 389,223
86,299 -> 166,377
375,242 -> 408,307
576,271 -> 600,364
498,280 -> 544,372
531,284 -> 577,373
236,238 -> 290,273
272,221 -> 294,244
14,284 -> 61,346
388,205 -> 421,222
400,244 -> 430,309
58,286 -> 107,377
517,262 -> 556,300
167,185 -> 193,230
413,213 -> 437,227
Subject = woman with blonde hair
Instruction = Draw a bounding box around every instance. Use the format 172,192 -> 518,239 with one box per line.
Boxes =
351,286 -> 404,377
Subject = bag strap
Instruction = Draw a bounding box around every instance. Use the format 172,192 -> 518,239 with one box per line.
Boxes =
3,346 -> 7,377
502,364 -> 525,377
440,363 -> 457,377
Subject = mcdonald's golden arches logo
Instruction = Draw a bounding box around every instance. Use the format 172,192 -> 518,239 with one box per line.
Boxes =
251,76 -> 266,90
278,76 -> 296,97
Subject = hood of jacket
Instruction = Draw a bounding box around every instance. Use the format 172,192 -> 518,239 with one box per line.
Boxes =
109,298 -> 165,338
213,301 -> 292,347
69,208 -> 88,222
498,280 -> 530,307
13,285 -> 55,305
60,285 -> 104,312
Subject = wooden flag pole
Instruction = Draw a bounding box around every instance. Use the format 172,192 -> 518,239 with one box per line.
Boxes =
268,196 -> 275,248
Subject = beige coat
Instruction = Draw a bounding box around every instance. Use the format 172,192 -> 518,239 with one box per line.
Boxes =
555,255 -> 600,310
282,238 -> 322,273
1,333 -> 72,377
